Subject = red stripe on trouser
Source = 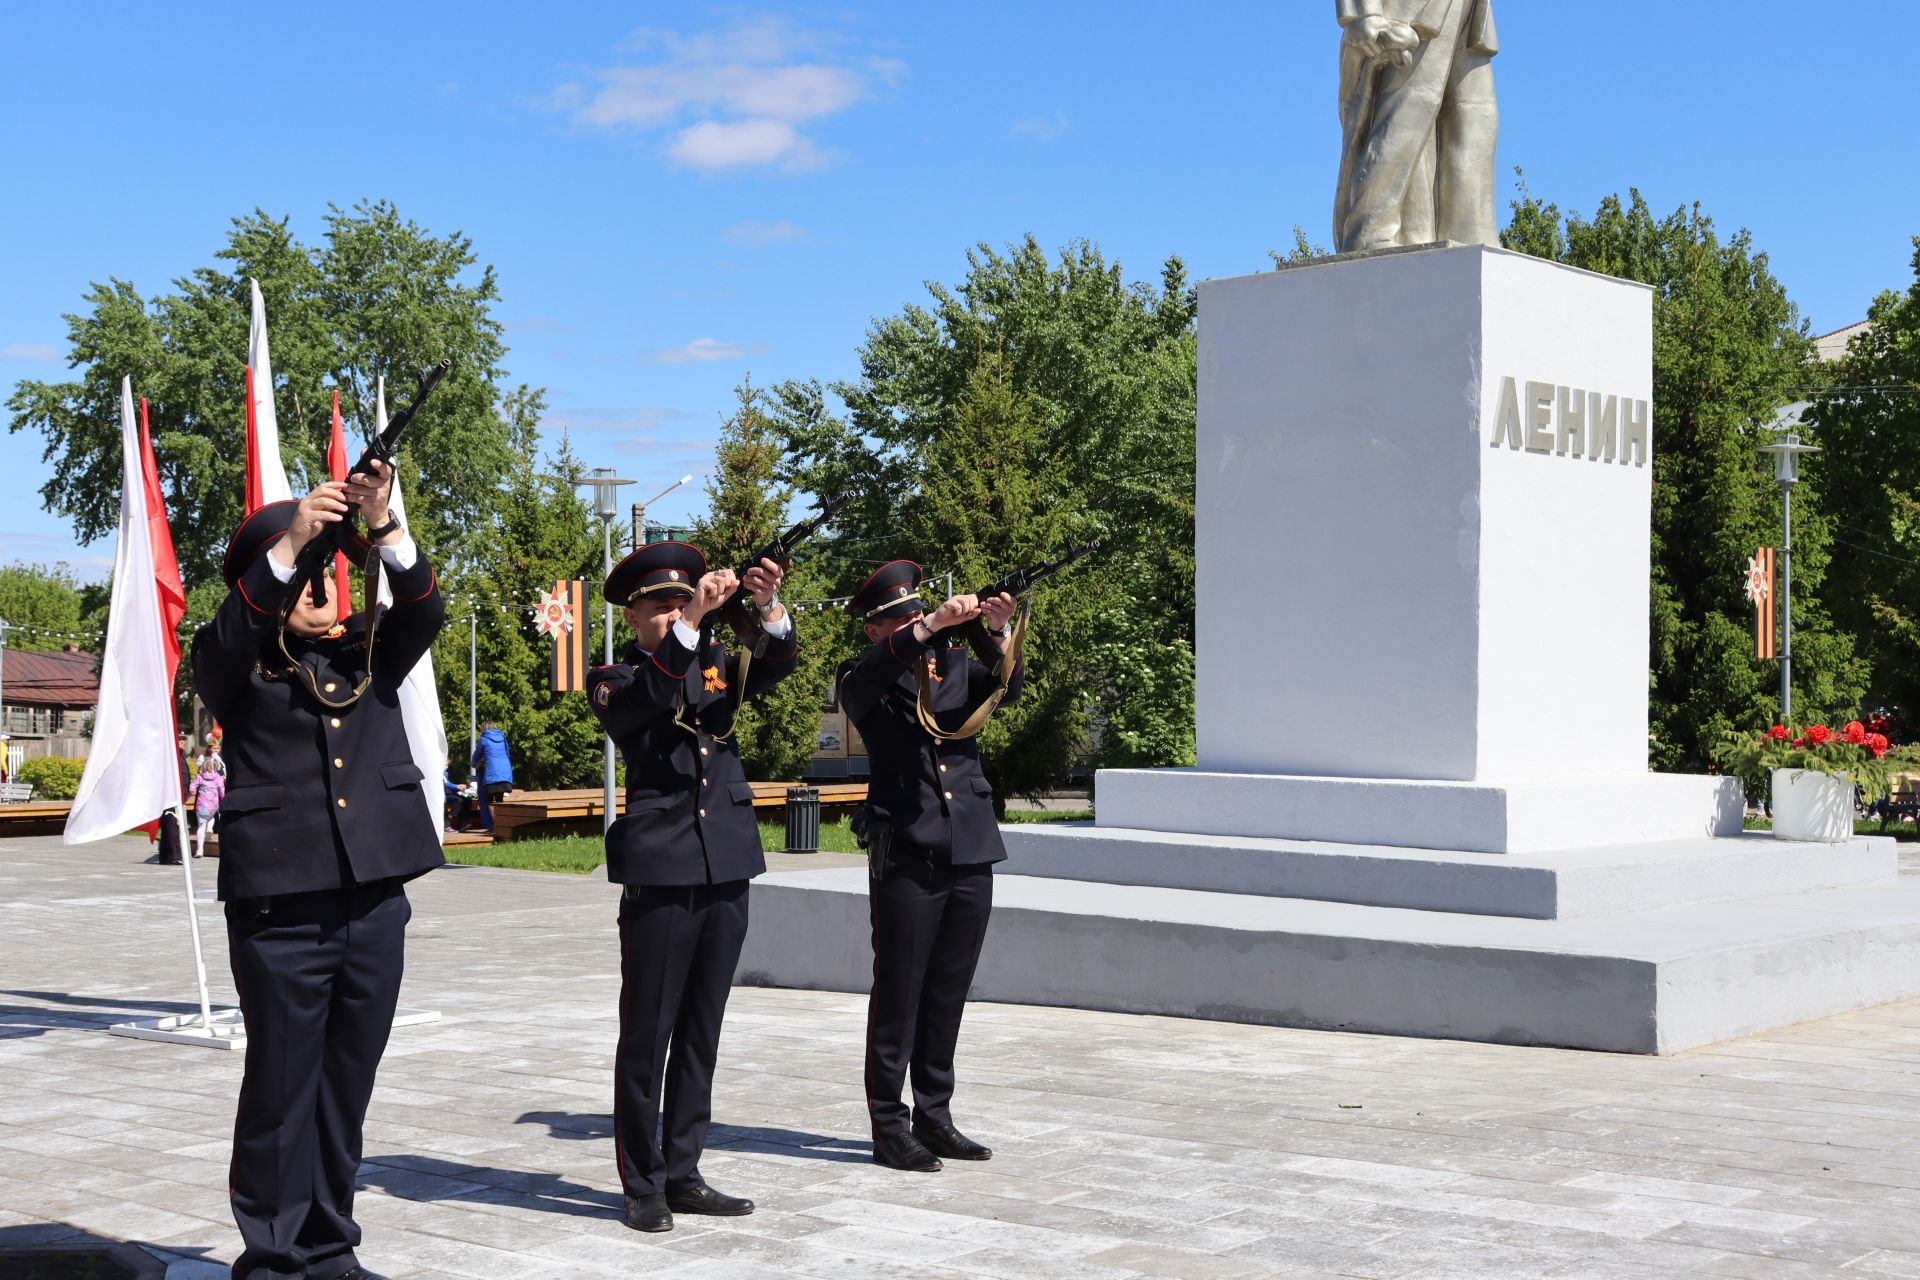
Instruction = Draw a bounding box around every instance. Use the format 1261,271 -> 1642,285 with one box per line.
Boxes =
613,900 -> 628,1191
864,884 -> 882,1135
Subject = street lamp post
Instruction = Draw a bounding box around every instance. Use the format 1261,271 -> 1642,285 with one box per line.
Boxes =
634,475 -> 694,554
576,469 -> 635,833
468,606 -> 478,764
1757,433 -> 1820,724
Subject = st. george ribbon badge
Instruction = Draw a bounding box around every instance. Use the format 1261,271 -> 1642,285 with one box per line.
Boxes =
533,585 -> 576,638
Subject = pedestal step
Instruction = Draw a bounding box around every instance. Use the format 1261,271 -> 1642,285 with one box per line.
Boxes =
1001,825 -> 1896,920
1092,768 -> 1744,854
736,868 -> 1920,1054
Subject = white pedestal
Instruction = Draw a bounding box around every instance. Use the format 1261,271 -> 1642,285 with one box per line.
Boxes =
1195,244 -> 1653,783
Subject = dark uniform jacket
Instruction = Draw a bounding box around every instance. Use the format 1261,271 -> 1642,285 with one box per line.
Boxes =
839,621 -> 1024,863
587,624 -> 798,886
191,548 -> 446,901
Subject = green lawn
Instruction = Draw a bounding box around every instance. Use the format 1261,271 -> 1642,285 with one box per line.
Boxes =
1743,816 -> 1918,842
446,808 -> 1092,873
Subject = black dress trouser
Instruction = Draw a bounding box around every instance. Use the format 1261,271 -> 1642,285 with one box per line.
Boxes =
865,847 -> 994,1140
225,879 -> 410,1280
614,879 -> 750,1198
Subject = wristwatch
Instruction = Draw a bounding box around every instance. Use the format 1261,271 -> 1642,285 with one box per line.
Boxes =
365,516 -> 402,541
755,595 -> 781,615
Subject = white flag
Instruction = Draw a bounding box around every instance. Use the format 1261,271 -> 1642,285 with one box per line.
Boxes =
65,380 -> 183,843
378,376 -> 452,842
245,278 -> 293,509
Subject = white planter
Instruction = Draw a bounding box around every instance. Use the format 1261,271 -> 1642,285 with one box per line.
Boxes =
1770,768 -> 1854,842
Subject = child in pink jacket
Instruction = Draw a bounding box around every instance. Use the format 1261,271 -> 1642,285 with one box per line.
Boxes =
188,765 -> 225,858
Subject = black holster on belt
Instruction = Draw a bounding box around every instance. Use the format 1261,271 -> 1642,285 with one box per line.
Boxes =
852,809 -> 894,882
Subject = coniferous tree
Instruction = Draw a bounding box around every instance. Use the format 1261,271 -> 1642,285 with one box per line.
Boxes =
694,377 -> 848,781
434,393 -> 602,789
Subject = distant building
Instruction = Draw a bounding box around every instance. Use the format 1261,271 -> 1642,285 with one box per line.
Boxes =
1814,320 -> 1870,365
1,644 -> 98,762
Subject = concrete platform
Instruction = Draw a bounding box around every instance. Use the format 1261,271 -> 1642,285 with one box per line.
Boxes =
737,866 -> 1920,1054
1001,824 -> 1897,919
1093,767 -> 1745,854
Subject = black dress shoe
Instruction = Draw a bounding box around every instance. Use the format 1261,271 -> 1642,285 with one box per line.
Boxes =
913,1121 -> 993,1161
624,1192 -> 673,1232
666,1183 -> 755,1216
872,1131 -> 943,1172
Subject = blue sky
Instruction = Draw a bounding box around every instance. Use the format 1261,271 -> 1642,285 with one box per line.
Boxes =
3,2 -> 1915,579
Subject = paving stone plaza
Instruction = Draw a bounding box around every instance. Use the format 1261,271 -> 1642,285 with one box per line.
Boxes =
4,835 -> 1920,1279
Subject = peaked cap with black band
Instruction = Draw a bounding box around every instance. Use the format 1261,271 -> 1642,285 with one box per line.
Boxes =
847,560 -> 926,623
605,541 -> 706,606
222,500 -> 299,588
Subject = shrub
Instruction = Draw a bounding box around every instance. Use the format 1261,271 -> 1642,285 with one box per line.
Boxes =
17,755 -> 86,800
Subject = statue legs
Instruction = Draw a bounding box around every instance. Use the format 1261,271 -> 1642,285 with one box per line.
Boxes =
1435,50 -> 1498,247
1335,0 -> 1497,253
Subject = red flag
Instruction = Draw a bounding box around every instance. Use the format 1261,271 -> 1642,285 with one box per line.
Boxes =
328,389 -> 352,621
138,398 -> 186,689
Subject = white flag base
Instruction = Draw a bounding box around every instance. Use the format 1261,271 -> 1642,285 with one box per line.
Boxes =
109,1006 -> 442,1051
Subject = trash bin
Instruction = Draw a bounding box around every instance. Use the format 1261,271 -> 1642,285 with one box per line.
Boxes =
784,786 -> 820,854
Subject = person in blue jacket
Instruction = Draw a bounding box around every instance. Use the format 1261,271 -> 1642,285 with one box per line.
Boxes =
470,722 -> 514,830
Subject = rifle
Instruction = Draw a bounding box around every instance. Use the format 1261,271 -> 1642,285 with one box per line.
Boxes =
973,540 -> 1100,604
912,541 -> 1099,741
943,541 -> 1101,669
708,494 -> 853,657
284,359 -> 452,613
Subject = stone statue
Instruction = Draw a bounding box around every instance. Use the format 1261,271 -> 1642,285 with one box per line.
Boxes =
1334,0 -> 1499,254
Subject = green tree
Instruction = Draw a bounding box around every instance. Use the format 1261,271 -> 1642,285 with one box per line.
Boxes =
7,202 -> 519,580
1804,239 -> 1920,732
898,354 -> 1101,792
0,564 -> 93,651
694,378 -> 848,781
435,394 -> 603,789
1504,189 -> 1868,766
768,236 -> 1198,793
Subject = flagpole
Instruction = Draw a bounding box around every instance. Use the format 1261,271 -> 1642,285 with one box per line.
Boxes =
172,804 -> 215,1032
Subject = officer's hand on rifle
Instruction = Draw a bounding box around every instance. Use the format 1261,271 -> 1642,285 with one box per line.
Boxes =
277,481 -> 354,566
923,593 -> 982,634
680,568 -> 739,628
979,592 -> 1017,634
741,557 -> 786,617
345,458 -> 398,544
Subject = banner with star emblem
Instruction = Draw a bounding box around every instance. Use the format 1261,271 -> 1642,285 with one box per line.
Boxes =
535,579 -> 587,691
1746,546 -> 1775,661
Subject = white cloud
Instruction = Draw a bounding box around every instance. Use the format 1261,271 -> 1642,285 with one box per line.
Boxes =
556,15 -> 890,172
668,120 -> 823,172
725,220 -> 808,247
1010,111 -> 1071,143
645,337 -> 768,366
1,343 -> 60,363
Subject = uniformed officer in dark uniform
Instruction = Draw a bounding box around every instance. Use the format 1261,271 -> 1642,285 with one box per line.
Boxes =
838,561 -> 1022,1172
193,463 -> 443,1280
585,541 -> 795,1232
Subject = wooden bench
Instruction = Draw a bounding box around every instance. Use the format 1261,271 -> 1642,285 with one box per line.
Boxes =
1880,789 -> 1919,834
480,783 -> 870,842
0,781 -> 35,803
0,800 -> 71,837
